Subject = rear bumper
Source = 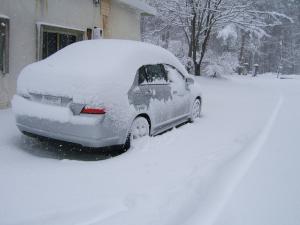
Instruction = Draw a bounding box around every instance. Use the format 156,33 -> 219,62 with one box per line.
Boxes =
12,95 -> 127,148
16,115 -> 123,148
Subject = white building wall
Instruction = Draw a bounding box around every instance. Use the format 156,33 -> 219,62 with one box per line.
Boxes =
0,0 -> 101,108
107,1 -> 141,41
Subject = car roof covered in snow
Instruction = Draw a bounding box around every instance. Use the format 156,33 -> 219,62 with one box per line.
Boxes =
17,40 -> 188,105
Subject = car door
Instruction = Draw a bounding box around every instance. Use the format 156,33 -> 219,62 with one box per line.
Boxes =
142,64 -> 174,126
164,64 -> 191,119
130,64 -> 171,124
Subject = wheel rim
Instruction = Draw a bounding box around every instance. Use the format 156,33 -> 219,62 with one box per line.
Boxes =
130,117 -> 150,141
192,100 -> 201,120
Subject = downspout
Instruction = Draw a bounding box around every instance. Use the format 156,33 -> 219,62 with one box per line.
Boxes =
101,0 -> 111,38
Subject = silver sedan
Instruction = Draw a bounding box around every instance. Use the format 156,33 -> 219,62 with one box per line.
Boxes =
13,40 -> 202,150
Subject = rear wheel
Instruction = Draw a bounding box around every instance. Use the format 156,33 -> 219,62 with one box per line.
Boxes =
190,99 -> 201,122
124,117 -> 150,150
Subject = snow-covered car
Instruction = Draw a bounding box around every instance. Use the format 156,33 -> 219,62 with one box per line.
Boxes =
12,40 -> 202,149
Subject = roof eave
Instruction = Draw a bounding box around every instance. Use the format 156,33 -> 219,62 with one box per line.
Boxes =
114,0 -> 157,16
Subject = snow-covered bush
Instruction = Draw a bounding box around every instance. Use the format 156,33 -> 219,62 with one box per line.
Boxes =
204,51 -> 239,77
217,24 -> 238,42
168,40 -> 186,59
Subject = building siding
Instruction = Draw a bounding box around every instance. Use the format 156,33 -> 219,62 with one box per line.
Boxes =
107,0 -> 141,41
0,0 -> 147,108
0,0 -> 101,108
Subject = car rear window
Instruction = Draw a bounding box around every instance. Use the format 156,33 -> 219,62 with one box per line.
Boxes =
138,64 -> 168,85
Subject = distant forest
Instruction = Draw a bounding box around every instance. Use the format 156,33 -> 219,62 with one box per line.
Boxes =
142,0 -> 300,76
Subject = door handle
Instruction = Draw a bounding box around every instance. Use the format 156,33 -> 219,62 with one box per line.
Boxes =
173,90 -> 178,95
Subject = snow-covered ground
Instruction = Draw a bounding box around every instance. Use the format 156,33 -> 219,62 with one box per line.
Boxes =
0,74 -> 299,225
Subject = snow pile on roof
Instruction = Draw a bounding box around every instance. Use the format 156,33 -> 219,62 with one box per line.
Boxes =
115,0 -> 156,15
0,14 -> 10,19
17,40 -> 187,107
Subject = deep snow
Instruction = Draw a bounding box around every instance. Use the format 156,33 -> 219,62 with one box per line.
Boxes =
0,74 -> 300,225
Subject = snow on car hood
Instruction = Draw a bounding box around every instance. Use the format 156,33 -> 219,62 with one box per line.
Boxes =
17,40 -> 188,106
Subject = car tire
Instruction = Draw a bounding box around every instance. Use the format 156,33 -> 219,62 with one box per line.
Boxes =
190,98 -> 201,122
123,117 -> 150,150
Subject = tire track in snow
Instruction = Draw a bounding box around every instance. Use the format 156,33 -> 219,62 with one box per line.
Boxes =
171,96 -> 284,225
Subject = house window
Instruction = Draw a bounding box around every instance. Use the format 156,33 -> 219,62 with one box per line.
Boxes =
38,24 -> 84,60
0,17 -> 9,75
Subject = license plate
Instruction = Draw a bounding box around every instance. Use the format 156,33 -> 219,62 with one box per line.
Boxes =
42,95 -> 62,105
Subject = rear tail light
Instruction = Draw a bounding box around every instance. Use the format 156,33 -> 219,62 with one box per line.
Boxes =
80,107 -> 106,115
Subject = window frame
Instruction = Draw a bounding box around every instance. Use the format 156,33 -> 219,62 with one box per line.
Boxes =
164,64 -> 186,81
37,24 -> 84,60
0,17 -> 9,75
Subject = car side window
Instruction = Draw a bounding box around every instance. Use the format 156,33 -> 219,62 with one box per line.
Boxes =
138,64 -> 168,85
164,65 -> 185,85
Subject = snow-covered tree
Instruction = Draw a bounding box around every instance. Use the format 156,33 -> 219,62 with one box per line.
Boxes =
143,0 -> 290,76
257,0 -> 300,74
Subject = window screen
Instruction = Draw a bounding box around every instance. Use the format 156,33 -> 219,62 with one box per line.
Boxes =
39,24 -> 83,60
42,32 -> 77,59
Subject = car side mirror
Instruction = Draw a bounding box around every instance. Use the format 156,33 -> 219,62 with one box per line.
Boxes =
186,77 -> 194,85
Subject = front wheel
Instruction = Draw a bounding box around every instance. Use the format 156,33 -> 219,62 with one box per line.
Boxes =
190,99 -> 201,122
124,117 -> 150,150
